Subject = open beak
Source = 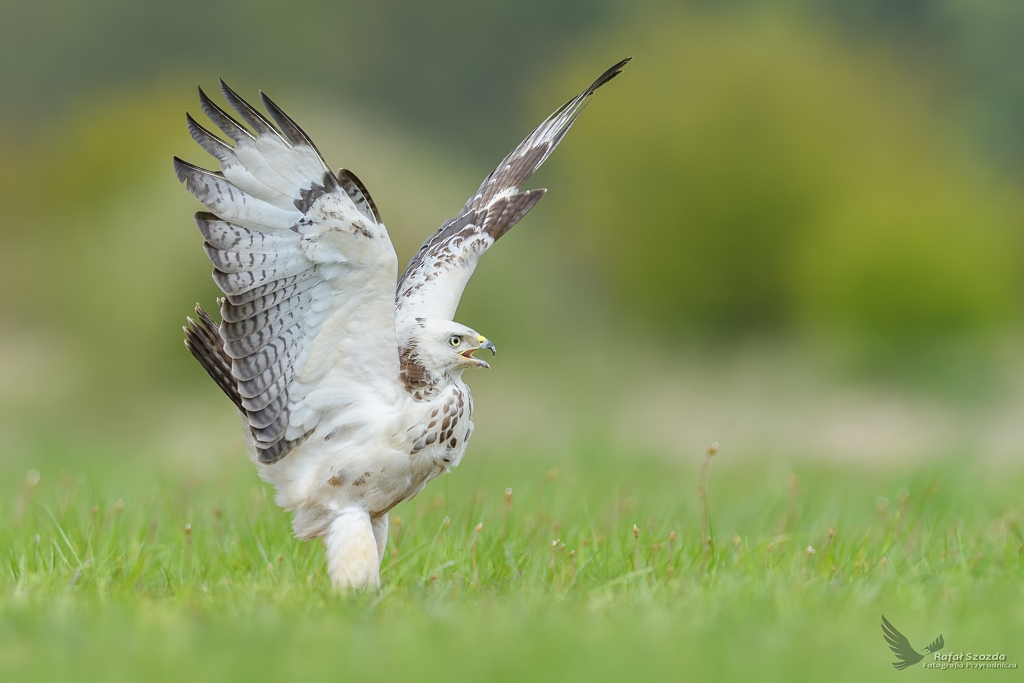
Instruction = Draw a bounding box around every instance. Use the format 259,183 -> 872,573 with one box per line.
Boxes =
461,336 -> 496,368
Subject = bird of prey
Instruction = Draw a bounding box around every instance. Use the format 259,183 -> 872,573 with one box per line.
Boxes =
177,58 -> 630,589
881,615 -> 945,669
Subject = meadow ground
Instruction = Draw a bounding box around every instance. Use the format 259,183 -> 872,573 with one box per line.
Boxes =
1,434 -> 1022,682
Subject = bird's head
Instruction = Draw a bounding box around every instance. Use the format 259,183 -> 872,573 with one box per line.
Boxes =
405,319 -> 496,376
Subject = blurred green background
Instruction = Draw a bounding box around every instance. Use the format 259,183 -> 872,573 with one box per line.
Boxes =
3,1 -> 1024,481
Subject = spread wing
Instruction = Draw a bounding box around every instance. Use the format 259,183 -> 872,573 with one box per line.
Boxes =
394,57 -> 631,330
178,81 -> 400,464
926,634 -> 944,653
881,615 -> 923,670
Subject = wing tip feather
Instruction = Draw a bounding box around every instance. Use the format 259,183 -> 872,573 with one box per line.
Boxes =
186,112 -> 233,159
219,79 -> 283,140
198,85 -> 254,142
172,156 -> 192,184
589,56 -> 632,93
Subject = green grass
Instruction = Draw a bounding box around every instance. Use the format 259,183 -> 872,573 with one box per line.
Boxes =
2,439 -> 1022,681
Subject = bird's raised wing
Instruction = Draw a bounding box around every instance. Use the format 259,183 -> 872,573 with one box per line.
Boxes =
926,634 -> 945,653
881,615 -> 922,670
394,58 -> 631,330
178,81 -> 400,464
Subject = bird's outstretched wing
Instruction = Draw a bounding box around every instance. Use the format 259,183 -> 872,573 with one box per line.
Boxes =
394,57 -> 631,328
881,615 -> 923,670
179,81 -> 401,464
926,634 -> 945,653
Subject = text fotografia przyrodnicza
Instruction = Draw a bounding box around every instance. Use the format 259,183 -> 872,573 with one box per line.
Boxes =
923,652 -> 1016,670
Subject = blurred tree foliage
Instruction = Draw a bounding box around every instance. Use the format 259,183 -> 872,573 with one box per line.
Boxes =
693,0 -> 1024,173
546,12 -> 1024,350
808,0 -> 1024,174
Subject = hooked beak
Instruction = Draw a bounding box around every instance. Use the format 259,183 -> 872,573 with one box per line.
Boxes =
461,335 -> 496,368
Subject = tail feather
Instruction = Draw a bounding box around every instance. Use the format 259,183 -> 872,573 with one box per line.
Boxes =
184,304 -> 243,411
184,304 -> 307,464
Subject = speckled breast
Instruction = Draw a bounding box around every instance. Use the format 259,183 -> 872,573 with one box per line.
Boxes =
412,381 -> 475,470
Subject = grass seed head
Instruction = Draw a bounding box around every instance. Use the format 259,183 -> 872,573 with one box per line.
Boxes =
114,498 -> 124,513
828,528 -> 836,539
633,524 -> 639,539
25,470 -> 40,488
475,522 -> 483,533
184,523 -> 192,535
504,488 -> 513,504
806,545 -> 815,555
707,442 -> 718,457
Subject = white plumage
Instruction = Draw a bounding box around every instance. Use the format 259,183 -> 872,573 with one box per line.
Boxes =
179,58 -> 629,588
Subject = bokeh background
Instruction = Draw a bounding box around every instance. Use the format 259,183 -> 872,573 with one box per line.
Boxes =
3,0 -> 1024,469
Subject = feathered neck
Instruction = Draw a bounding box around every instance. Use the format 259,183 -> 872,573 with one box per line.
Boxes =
398,339 -> 463,401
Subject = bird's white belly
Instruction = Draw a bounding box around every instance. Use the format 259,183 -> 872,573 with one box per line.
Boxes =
253,383 -> 473,539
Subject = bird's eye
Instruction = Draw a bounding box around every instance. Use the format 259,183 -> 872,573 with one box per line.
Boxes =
449,335 -> 461,347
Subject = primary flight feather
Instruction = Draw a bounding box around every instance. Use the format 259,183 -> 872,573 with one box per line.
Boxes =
178,58 -> 630,589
